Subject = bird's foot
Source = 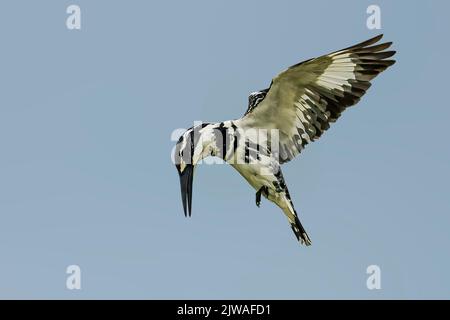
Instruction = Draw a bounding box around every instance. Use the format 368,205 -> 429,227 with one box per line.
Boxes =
255,191 -> 261,207
255,186 -> 269,208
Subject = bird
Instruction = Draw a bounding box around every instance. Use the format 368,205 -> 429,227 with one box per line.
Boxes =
173,34 -> 395,246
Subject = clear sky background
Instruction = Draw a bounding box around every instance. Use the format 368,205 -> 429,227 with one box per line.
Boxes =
0,0 -> 449,299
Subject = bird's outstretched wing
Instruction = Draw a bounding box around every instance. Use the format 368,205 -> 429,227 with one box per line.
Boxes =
238,34 -> 396,164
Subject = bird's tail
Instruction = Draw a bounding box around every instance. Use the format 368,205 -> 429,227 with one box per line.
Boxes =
274,175 -> 312,246
290,214 -> 312,246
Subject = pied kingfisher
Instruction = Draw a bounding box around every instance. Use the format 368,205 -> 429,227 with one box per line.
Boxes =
174,35 -> 395,246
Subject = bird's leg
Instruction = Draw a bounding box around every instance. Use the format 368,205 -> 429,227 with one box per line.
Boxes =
255,188 -> 263,207
255,186 -> 269,208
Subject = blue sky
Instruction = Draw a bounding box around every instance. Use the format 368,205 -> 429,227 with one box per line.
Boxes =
0,0 -> 449,299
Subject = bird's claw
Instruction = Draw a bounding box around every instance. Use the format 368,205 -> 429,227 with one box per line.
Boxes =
255,192 -> 262,208
255,186 -> 268,208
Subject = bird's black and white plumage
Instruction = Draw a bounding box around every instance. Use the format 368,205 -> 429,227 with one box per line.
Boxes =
174,35 -> 396,246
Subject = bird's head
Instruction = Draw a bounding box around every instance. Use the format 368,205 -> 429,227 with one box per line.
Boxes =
174,123 -> 213,217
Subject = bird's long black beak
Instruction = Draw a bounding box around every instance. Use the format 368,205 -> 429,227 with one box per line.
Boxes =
179,164 -> 194,217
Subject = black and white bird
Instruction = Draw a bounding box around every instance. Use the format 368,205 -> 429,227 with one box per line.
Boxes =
174,35 -> 395,246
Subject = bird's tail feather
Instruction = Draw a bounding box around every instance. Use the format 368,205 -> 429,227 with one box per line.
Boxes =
277,185 -> 312,246
290,215 -> 312,246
